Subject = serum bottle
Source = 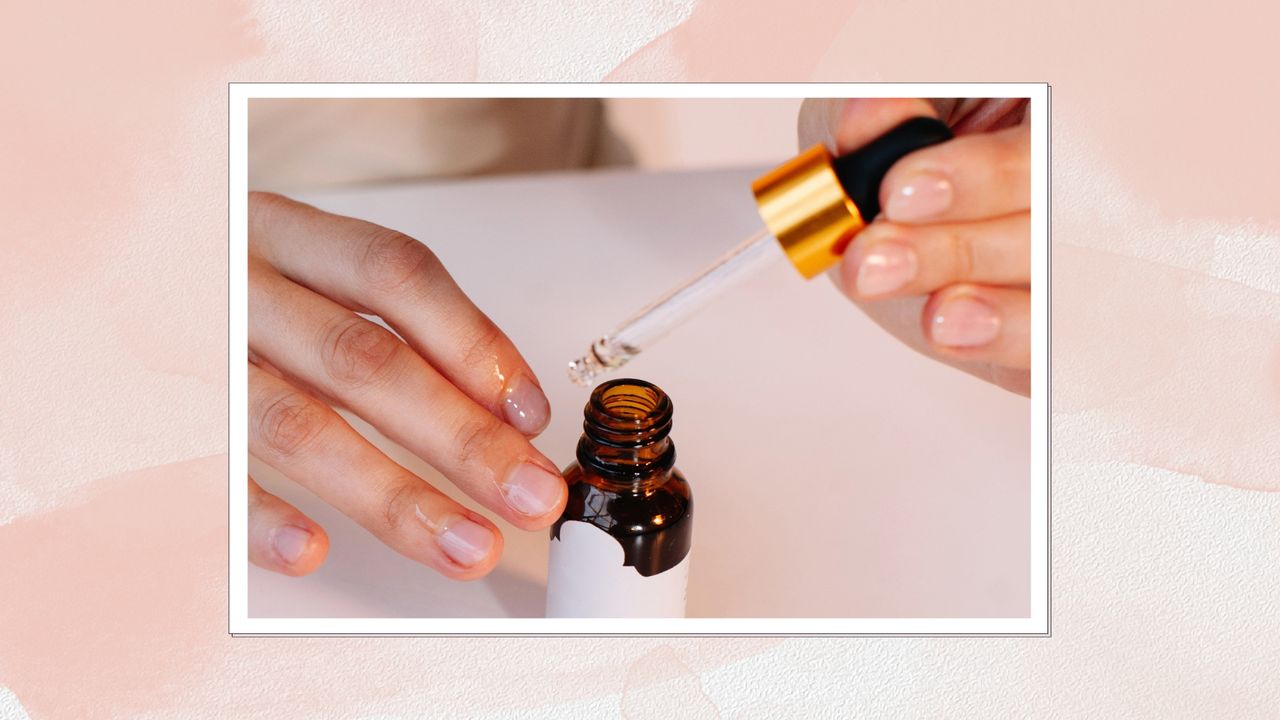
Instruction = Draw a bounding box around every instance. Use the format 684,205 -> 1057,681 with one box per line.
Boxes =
545,378 -> 692,618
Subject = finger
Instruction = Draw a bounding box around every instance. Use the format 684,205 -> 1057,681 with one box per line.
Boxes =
248,474 -> 329,576
922,284 -> 1030,370
248,192 -> 550,436
801,98 -> 1025,154
828,98 -> 940,154
840,213 -> 1030,299
248,263 -> 567,529
822,274 -> 1030,395
880,123 -> 1030,224
989,366 -> 1031,397
250,346 -> 350,412
247,362 -> 505,579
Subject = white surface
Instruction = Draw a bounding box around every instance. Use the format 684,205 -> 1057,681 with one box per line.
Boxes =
247,166 -> 1032,619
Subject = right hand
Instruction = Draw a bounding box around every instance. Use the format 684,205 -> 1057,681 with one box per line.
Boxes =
247,192 -> 566,580
798,98 -> 1032,395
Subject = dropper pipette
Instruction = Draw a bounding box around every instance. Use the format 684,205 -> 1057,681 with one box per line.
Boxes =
565,227 -> 780,386
567,117 -> 954,387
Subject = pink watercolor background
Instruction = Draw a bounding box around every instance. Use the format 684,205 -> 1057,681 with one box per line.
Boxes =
2,1 -> 1278,718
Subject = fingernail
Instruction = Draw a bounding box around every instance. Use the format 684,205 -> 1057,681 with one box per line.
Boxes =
270,525 -> 312,566
437,516 -> 495,568
886,172 -> 952,221
502,374 -> 550,435
931,295 -> 1001,347
854,241 -> 917,296
502,462 -> 564,517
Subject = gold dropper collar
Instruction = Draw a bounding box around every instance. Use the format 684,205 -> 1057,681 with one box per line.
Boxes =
750,144 -> 866,279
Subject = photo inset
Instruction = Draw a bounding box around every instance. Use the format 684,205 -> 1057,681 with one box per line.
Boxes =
231,87 -> 1049,634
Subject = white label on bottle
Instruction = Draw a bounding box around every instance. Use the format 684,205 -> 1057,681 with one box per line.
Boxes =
545,520 -> 690,618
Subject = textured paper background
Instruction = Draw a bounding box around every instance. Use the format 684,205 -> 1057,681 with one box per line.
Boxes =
1,1 -> 1277,718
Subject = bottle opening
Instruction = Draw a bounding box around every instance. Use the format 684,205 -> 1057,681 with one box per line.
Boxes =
580,378 -> 675,478
599,382 -> 662,420
589,378 -> 673,431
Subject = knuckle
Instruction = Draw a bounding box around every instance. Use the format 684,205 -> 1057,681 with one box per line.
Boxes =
357,227 -> 438,295
998,155 -> 1024,190
460,321 -> 504,369
248,190 -> 286,212
253,389 -> 330,458
247,191 -> 294,236
319,316 -> 402,389
947,228 -> 976,281
995,132 -> 1030,182
452,415 -> 504,468
247,477 -> 265,510
379,479 -> 417,533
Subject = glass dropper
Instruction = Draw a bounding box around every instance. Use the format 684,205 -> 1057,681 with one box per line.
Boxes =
566,226 -> 781,387
566,117 -> 956,387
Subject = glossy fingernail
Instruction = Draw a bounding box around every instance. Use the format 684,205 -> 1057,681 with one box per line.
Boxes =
270,525 -> 312,566
437,516 -> 495,568
502,374 -> 550,435
886,172 -> 952,221
502,462 -> 564,517
931,295 -> 1001,347
855,242 -> 917,296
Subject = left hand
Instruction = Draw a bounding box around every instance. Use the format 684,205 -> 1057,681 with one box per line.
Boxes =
798,98 -> 1031,396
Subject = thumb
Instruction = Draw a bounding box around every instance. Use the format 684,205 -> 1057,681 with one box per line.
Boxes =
797,98 -> 941,154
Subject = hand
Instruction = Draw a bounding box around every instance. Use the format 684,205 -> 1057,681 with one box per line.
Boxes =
798,98 -> 1031,395
246,192 -> 565,580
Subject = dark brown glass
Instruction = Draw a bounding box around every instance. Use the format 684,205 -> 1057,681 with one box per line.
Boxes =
550,378 -> 692,576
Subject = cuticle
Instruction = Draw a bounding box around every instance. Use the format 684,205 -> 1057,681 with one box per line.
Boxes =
413,502 -> 449,535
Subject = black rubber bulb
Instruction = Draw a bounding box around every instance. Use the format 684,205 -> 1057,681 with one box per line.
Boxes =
830,117 -> 954,221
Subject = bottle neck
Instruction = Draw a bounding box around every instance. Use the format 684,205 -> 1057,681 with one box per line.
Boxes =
576,379 -> 676,490
576,435 -> 675,490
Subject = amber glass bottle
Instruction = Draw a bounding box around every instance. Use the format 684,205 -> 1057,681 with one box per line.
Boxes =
545,378 -> 693,618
